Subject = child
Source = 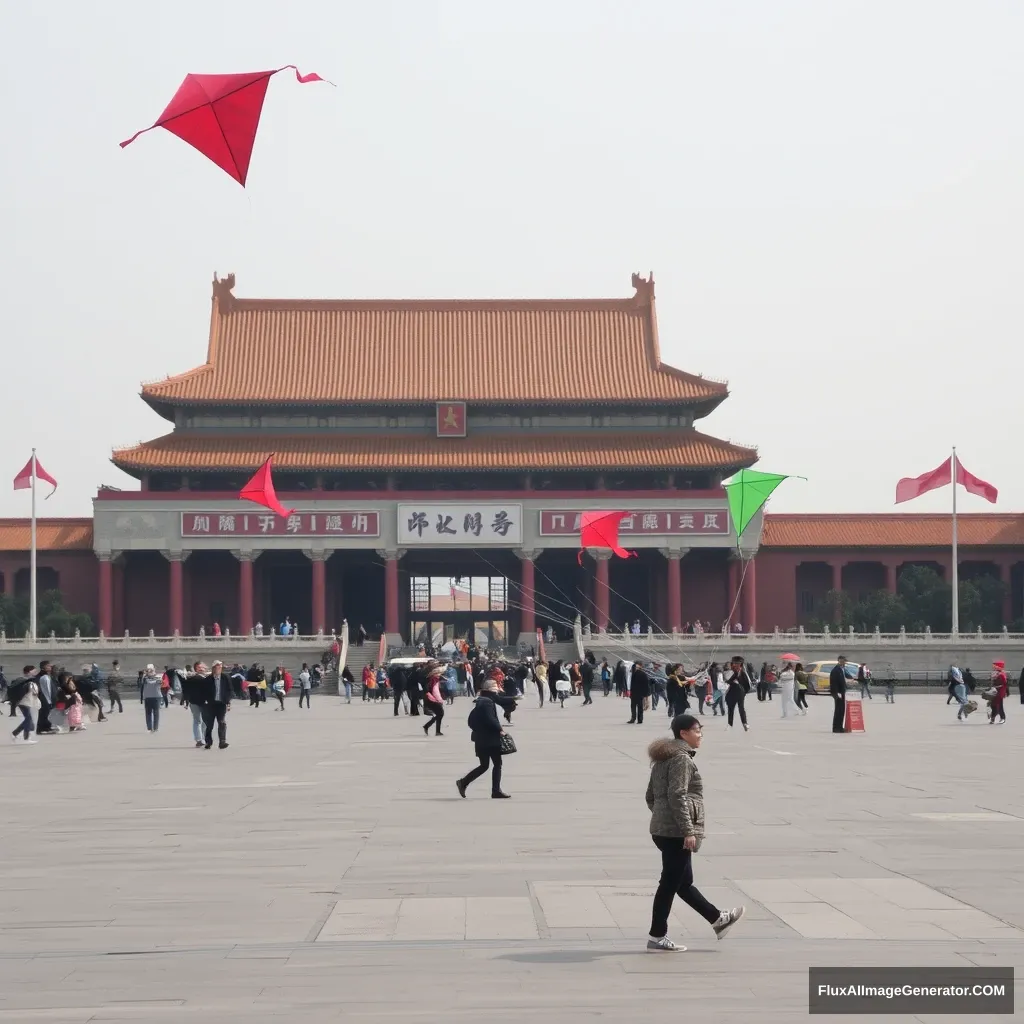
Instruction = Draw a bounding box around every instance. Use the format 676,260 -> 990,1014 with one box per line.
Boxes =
66,684 -> 85,731
555,667 -> 571,709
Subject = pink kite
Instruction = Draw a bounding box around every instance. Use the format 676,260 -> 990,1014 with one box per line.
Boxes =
239,456 -> 294,519
578,511 -> 638,565
120,65 -> 331,185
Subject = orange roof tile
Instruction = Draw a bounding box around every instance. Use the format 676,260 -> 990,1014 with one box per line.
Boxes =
0,518 -> 93,552
141,274 -> 727,410
111,431 -> 757,475
762,513 -> 1024,548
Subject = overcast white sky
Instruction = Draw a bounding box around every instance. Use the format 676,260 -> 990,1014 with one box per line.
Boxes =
1,0 -> 1021,519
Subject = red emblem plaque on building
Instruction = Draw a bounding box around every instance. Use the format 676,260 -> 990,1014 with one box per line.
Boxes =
436,401 -> 467,437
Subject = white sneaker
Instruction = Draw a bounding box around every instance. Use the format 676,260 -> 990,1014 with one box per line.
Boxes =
646,935 -> 686,952
24,738 -> 38,745
713,906 -> 745,939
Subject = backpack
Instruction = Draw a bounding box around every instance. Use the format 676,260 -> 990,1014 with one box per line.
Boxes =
7,678 -> 30,706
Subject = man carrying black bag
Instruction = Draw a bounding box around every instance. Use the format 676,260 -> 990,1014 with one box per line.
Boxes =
456,680 -> 511,800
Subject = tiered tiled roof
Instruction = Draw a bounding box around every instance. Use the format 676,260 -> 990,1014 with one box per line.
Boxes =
0,518 -> 94,552
111,430 -> 757,474
762,513 -> 1024,548
140,273 -> 727,412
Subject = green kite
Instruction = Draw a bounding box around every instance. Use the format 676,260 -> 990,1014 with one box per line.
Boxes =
723,468 -> 792,542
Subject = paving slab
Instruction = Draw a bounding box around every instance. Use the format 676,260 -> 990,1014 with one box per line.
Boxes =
0,692 -> 1021,1021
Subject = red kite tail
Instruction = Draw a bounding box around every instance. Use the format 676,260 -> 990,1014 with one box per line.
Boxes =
119,125 -> 156,149
278,65 -> 336,87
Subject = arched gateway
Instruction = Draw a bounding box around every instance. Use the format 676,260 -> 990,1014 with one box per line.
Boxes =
95,272 -> 761,640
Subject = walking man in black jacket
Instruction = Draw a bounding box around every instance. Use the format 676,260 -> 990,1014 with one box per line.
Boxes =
629,663 -> 651,724
456,681 -> 510,799
829,656 -> 848,734
202,660 -> 231,750
581,656 -> 595,705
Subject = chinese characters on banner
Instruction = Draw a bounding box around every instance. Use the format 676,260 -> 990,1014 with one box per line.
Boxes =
180,511 -> 380,537
539,509 -> 730,536
397,504 -> 523,545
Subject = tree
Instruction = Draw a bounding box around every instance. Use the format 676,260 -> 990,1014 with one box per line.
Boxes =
897,565 -> 951,632
0,589 -> 94,638
957,574 -> 1007,632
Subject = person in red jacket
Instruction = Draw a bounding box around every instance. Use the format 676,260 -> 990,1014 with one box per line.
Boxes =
989,660 -> 1008,724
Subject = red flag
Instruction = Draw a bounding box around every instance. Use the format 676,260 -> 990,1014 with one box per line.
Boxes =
578,510 -> 638,564
895,455 -> 997,504
13,455 -> 58,498
239,456 -> 293,518
895,458 -> 951,504
955,457 -> 998,503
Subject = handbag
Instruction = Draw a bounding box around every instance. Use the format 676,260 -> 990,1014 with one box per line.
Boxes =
499,733 -> 517,755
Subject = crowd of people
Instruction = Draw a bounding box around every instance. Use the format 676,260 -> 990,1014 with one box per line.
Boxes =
2,657 -> 327,747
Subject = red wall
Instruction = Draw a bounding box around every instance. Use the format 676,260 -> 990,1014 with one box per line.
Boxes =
0,552 -> 98,625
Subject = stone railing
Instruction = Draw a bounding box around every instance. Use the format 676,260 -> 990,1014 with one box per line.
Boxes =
576,625 -> 1024,646
0,629 -> 339,650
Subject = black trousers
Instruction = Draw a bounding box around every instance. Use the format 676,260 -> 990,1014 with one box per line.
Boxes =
630,694 -> 645,723
832,695 -> 846,733
108,689 -> 123,713
795,688 -> 808,709
582,682 -> 593,705
394,691 -> 405,716
423,697 -> 444,734
299,689 -> 311,708
726,690 -> 747,727
649,836 -> 720,938
460,748 -> 502,794
203,701 -> 228,746
36,700 -> 53,733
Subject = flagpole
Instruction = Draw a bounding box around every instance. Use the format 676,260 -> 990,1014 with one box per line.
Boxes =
951,445 -> 959,635
30,449 -> 37,641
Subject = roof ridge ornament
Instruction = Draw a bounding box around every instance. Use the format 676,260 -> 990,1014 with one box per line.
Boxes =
212,272 -> 237,313
631,271 -> 655,306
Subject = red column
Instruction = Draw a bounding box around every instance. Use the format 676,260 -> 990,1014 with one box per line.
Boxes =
741,557 -> 757,633
831,560 -> 843,622
168,557 -> 184,636
238,556 -> 254,635
112,559 -> 125,635
999,561 -> 1012,627
594,554 -> 610,633
519,555 -> 536,635
727,557 -> 740,628
884,562 -> 898,594
311,556 -> 326,635
385,555 -> 400,635
666,554 -> 682,633
98,557 -> 113,636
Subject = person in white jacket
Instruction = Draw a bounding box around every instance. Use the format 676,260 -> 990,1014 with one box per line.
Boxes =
779,661 -> 798,719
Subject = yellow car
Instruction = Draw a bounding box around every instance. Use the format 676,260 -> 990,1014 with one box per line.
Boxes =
804,661 -> 861,695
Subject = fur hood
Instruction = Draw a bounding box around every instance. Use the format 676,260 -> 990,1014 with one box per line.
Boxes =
647,737 -> 695,763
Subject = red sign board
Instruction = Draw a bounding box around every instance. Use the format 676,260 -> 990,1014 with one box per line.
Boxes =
180,511 -> 380,537
844,700 -> 865,733
539,509 -> 730,536
436,401 -> 467,437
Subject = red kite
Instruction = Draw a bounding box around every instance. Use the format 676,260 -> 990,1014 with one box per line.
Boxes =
120,65 -> 331,185
578,510 -> 638,565
239,456 -> 294,519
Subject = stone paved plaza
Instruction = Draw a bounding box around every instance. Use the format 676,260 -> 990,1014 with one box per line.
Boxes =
1,687 -> 1021,1022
